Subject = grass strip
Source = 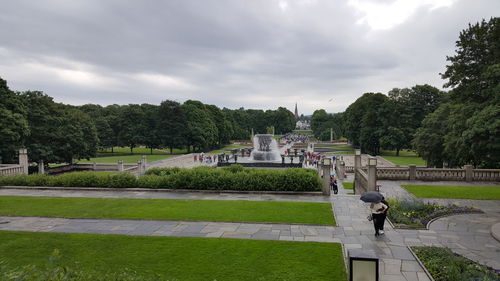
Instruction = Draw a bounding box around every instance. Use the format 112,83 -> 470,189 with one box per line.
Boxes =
342,182 -> 353,189
0,196 -> 335,225
402,185 -> 500,200
0,231 -> 347,281
78,154 -> 175,163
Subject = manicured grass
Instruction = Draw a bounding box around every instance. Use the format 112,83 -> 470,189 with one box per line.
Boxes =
330,151 -> 355,155
342,182 -> 353,189
0,231 -> 347,281
292,130 -> 313,134
99,147 -> 188,155
402,185 -> 500,200
78,154 -> 175,163
380,150 -> 426,166
0,196 -> 335,225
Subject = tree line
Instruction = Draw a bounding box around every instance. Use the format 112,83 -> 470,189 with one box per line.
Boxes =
311,17 -> 499,168
0,81 -> 296,165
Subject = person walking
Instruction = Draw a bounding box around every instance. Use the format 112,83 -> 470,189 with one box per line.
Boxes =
370,201 -> 388,236
380,197 -> 390,233
330,177 -> 338,194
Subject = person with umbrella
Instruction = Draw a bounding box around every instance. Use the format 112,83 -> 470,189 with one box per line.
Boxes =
360,191 -> 388,236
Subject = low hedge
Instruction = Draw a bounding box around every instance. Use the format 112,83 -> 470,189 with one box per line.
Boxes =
0,166 -> 322,192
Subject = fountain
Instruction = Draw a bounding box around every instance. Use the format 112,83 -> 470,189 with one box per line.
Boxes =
250,134 -> 281,162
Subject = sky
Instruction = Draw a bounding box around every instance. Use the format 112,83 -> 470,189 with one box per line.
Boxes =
0,0 -> 498,115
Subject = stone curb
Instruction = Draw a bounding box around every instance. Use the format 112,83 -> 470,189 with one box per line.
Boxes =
407,246 -> 436,281
0,215 -> 336,227
0,186 -> 324,196
491,222 -> 500,243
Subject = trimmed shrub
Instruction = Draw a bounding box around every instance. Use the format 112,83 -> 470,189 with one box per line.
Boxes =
0,167 -> 322,192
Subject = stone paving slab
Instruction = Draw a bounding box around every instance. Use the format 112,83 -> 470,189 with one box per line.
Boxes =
0,187 -> 330,203
0,216 -> 340,243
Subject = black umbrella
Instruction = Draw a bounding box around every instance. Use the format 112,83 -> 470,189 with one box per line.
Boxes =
360,191 -> 383,203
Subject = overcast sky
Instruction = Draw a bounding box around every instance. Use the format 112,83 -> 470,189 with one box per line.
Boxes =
1,0 -> 498,114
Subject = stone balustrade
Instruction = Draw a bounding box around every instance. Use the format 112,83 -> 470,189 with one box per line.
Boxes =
0,165 -> 24,176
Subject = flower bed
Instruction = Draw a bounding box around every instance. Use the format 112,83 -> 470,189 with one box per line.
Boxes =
387,199 -> 481,229
412,246 -> 500,281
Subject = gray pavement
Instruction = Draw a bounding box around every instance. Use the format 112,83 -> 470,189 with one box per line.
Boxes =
0,187 -> 329,202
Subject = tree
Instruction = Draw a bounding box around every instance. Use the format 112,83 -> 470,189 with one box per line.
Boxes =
141,104 -> 161,154
441,17 -> 500,104
415,17 -> 500,168
158,100 -> 185,153
117,104 -> 146,154
181,101 -> 217,152
0,78 -> 29,163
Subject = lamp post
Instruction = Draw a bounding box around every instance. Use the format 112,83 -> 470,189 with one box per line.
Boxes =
349,249 -> 379,281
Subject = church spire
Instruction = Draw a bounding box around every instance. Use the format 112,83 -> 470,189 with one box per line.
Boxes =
294,103 -> 299,119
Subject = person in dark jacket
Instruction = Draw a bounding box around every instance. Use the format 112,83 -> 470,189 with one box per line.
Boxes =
379,197 -> 390,234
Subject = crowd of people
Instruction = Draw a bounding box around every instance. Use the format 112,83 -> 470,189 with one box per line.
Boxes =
280,133 -> 312,144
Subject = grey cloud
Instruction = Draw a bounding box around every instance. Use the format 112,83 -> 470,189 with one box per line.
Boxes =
0,0 -> 499,115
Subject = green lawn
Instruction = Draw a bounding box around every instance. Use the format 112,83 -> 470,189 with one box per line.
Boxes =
380,150 -> 426,166
330,151 -> 356,155
292,130 -> 313,134
0,231 -> 347,281
342,182 -> 353,189
78,154 -> 175,163
98,147 -> 188,155
402,184 -> 500,200
0,196 -> 335,225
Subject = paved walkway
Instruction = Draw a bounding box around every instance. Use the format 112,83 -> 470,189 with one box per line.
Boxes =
1,181 -> 500,281
0,187 -> 329,202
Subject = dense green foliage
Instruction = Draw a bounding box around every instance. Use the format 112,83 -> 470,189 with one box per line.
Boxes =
0,85 -> 99,165
402,184 -> 500,200
343,86 -> 445,155
0,196 -> 334,225
310,110 -> 345,141
0,168 -> 321,191
413,246 -> 500,281
0,77 -> 295,165
414,17 -> 500,168
0,231 -> 347,281
387,199 -> 479,228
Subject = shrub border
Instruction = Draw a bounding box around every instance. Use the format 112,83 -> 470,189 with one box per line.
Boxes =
0,185 -> 325,196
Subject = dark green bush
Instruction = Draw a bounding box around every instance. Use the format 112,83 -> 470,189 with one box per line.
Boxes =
0,167 -> 322,192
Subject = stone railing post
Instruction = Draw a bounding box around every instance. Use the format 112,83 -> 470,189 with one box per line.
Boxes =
337,161 -> 345,180
117,160 -> 124,172
93,162 -> 97,171
354,149 -> 361,170
465,165 -> 473,182
321,163 -> 331,196
142,155 -> 147,171
18,148 -> 28,174
367,157 -> 377,191
409,165 -> 416,180
137,160 -> 144,175
38,159 -> 45,174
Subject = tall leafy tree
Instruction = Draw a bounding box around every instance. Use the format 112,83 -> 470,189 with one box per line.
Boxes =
158,100 -> 185,153
415,17 -> 500,168
0,78 -> 29,163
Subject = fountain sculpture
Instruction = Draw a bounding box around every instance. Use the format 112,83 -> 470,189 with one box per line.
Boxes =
250,134 -> 281,162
